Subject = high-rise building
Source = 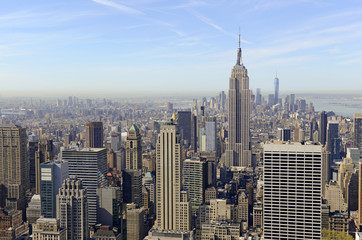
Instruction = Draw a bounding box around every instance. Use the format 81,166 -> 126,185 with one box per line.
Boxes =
35,138 -> 54,194
263,143 -> 322,240
327,121 -> 341,161
0,125 -> 28,213
29,140 -> 39,192
85,122 -> 103,148
32,218 -> 66,240
277,128 -> 291,141
40,160 -> 68,218
56,177 -> 88,240
177,110 -> 192,147
319,111 -> 328,146
123,169 -> 142,207
359,162 -> 362,225
183,158 -> 207,214
274,75 -> 279,105
125,124 -> 142,170
225,35 -> 251,167
354,113 -> 362,158
255,88 -> 262,106
155,123 -> 191,231
237,191 -> 248,228
97,187 -> 122,230
26,194 -> 41,225
0,207 -> 29,238
205,117 -> 217,152
62,148 -> 107,226
126,203 -> 145,240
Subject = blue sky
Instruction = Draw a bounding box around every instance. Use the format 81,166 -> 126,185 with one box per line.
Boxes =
1,0 -> 362,97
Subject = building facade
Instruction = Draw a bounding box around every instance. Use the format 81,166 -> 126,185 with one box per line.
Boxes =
263,143 -> 322,240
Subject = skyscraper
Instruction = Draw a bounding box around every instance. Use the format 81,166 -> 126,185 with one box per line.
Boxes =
354,113 -> 362,158
255,88 -> 262,106
177,110 -> 192,147
62,148 -> 108,226
155,123 -> 191,231
57,177 -> 88,240
123,169 -> 142,207
205,117 -> 217,152
183,158 -> 207,214
319,111 -> 328,146
225,35 -> 251,167
97,187 -> 122,230
263,143 -> 322,239
40,160 -> 68,218
35,138 -> 54,194
0,125 -> 28,213
274,74 -> 279,105
125,124 -> 142,170
85,121 -> 103,148
327,121 -> 341,161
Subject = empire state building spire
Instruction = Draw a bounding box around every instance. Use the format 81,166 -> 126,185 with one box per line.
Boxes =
236,32 -> 242,66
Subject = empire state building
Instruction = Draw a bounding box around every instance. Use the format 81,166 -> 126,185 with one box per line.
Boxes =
225,35 -> 251,167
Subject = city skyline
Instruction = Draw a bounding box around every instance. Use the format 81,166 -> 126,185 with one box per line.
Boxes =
1,0 -> 362,97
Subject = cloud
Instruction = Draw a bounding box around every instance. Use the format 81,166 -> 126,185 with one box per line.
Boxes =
92,0 -> 143,14
189,9 -> 222,31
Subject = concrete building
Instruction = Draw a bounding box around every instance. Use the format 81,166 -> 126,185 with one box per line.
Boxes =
225,36 -> 251,167
347,148 -> 360,165
97,187 -> 122,230
155,123 -> 191,231
26,194 -> 41,225
274,75 -> 279,105
125,124 -> 142,170
354,114 -> 362,158
201,221 -> 240,240
204,117 -> 216,152
40,160 -> 68,218
325,182 -> 347,212
0,207 -> 28,239
123,169 -> 142,207
183,158 -> 207,214
56,178 -> 88,240
32,218 -> 66,240
85,121 -> 103,148
0,125 -> 28,213
263,143 -> 322,240
126,203 -> 145,240
237,191 -> 248,228
35,138 -> 53,194
319,111 -> 328,146
62,148 -> 107,226
177,110 -> 192,147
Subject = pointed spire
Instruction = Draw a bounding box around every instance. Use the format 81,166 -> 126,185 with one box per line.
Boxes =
236,28 -> 242,66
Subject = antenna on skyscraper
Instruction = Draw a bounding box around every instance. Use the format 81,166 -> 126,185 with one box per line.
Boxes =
238,27 -> 241,48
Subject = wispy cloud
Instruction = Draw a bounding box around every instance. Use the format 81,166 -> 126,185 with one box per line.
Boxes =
189,9 -> 222,31
92,0 -> 143,14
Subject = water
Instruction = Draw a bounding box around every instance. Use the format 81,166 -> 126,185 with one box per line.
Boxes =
298,93 -> 362,117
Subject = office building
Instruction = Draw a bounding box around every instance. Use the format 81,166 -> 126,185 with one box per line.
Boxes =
0,125 -> 28,213
255,88 -> 262,106
56,178 -> 88,240
237,191 -> 248,227
26,194 -> 41,225
85,121 -> 104,148
277,128 -> 291,141
35,138 -> 54,194
327,121 -> 341,161
354,114 -> 362,158
125,124 -> 142,170
0,207 -> 29,238
347,148 -> 360,165
201,221 -> 240,240
263,143 -> 322,240
205,117 -> 216,152
155,123 -> 191,231
319,111 -> 328,146
225,35 -> 251,167
183,158 -> 207,214
177,110 -> 192,147
97,187 -> 122,230
40,160 -> 68,218
123,169 -> 142,207
62,148 -> 107,226
126,203 -> 145,240
32,218 -> 66,240
274,75 -> 279,105
325,182 -> 347,212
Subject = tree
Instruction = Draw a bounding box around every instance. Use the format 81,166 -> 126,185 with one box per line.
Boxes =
322,228 -> 354,240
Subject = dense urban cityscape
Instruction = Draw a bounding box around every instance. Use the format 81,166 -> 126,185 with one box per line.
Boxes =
1,36 -> 362,240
